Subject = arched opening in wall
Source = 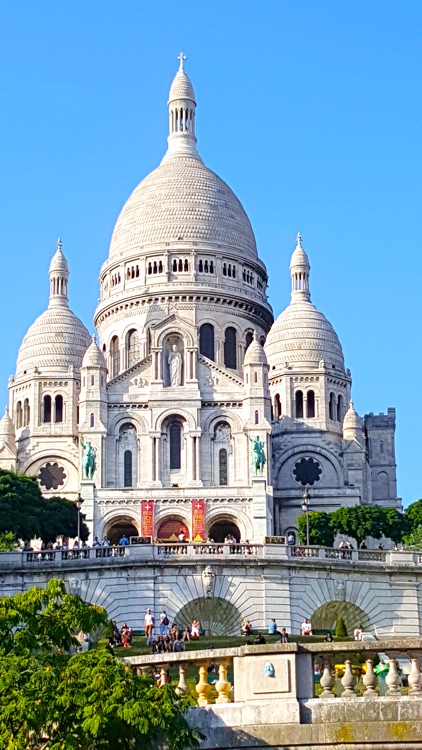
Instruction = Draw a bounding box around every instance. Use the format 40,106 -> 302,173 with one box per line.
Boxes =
146,328 -> 152,356
23,398 -> 30,426
199,323 -> 215,361
16,401 -> 22,429
104,517 -> 139,545
329,392 -> 335,420
127,329 -> 141,368
90,413 -> 95,428
376,471 -> 389,499
118,423 -> 138,488
337,394 -> 343,422
307,390 -> 315,418
157,517 -> 190,542
110,336 -> 120,378
224,327 -> 237,369
245,331 -> 253,350
274,394 -> 282,419
124,450 -> 132,487
208,518 -> 241,543
169,420 -> 182,471
311,601 -> 370,636
55,395 -> 63,423
284,528 -> 297,544
43,395 -> 52,423
295,390 -> 303,419
176,597 -> 242,636
219,448 -> 228,486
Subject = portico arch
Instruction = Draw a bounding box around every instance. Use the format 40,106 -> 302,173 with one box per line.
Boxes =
104,515 -> 140,545
176,596 -> 242,635
311,600 -> 371,635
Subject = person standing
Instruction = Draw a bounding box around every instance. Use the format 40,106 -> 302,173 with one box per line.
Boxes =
160,610 -> 169,635
144,608 -> 154,639
268,618 -> 277,635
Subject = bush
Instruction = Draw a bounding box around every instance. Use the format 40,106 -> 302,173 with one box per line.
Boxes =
335,616 -> 348,638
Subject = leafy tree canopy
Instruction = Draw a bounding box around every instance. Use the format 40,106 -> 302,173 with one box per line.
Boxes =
298,511 -> 335,547
404,499 -> 422,535
0,580 -> 199,750
331,505 -> 386,546
0,469 -> 88,543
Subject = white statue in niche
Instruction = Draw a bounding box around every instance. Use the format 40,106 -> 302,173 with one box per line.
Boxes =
168,344 -> 182,386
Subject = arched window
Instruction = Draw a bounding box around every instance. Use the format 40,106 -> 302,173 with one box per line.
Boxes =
329,392 -> 335,420
255,410 -> 259,424
224,327 -> 237,369
55,395 -> 63,423
23,398 -> 30,426
245,331 -> 253,350
377,471 -> 389,498
127,329 -> 140,368
307,390 -> 315,418
110,336 -> 120,378
295,390 -> 303,419
124,450 -> 133,487
91,375 -> 95,386
337,394 -> 343,422
16,401 -> 22,429
199,323 -> 215,361
219,448 -> 228,486
274,394 -> 281,419
380,440 -> 384,454
43,395 -> 51,423
169,422 -> 182,470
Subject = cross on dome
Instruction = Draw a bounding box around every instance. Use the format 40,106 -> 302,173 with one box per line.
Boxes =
177,52 -> 187,70
57,236 -> 63,251
296,232 -> 302,246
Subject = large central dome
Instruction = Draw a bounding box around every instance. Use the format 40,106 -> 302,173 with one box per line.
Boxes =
108,156 -> 258,261
107,56 -> 258,263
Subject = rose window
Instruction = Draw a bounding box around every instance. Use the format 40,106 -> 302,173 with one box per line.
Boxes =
38,462 -> 66,491
293,457 -> 322,486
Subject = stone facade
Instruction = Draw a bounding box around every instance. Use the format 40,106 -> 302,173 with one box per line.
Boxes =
1,57 -> 401,546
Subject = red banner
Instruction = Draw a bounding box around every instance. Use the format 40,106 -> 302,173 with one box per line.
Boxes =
192,499 -> 206,542
141,501 -> 155,538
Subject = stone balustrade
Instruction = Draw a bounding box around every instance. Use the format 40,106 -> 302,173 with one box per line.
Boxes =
125,640 -> 422,748
0,542 -> 419,567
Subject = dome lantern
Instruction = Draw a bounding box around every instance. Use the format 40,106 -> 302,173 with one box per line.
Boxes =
164,52 -> 201,161
49,237 -> 69,308
290,232 -> 311,303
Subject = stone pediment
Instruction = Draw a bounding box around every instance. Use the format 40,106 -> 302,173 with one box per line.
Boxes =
106,355 -> 152,394
152,311 -> 194,332
197,354 -> 244,397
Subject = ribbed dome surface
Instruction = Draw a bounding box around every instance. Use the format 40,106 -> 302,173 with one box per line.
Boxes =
169,69 -> 195,102
108,157 -> 258,261
16,307 -> 91,378
265,300 -> 345,371
82,337 -> 107,369
244,333 -> 267,366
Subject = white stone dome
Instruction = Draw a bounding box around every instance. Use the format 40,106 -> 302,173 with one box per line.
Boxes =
244,331 -> 267,366
0,408 -> 15,443
108,156 -> 258,262
82,336 -> 107,369
343,401 -> 363,440
16,307 -> 91,378
265,235 -> 345,372
169,67 -> 195,102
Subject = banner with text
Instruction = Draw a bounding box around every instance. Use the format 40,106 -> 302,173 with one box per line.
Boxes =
141,501 -> 155,538
192,499 -> 206,542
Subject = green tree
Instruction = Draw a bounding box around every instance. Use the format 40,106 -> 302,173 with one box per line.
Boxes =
379,507 -> 408,544
403,525 -> 422,549
331,505 -> 385,546
0,531 -> 18,551
298,511 -> 335,547
0,469 -> 88,543
335,616 -> 348,638
405,499 -> 422,535
0,580 -> 199,749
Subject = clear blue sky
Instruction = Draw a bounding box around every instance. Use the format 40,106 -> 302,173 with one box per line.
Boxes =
1,1 -> 421,506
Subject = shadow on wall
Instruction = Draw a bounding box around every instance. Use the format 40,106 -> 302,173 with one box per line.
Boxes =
176,597 -> 241,636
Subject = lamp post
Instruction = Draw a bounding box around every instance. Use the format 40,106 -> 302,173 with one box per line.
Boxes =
301,488 -> 310,546
76,494 -> 84,545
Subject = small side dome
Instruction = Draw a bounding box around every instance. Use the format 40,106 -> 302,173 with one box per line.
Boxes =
290,232 -> 310,272
0,407 -> 16,444
343,401 -> 363,441
168,53 -> 196,103
48,238 -> 69,274
82,336 -> 107,369
244,331 -> 267,366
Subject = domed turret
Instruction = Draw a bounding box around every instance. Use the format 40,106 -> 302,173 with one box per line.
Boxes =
0,407 -> 16,447
343,401 -> 364,441
265,234 -> 345,372
15,240 -> 90,378
244,331 -> 267,366
82,336 -> 107,370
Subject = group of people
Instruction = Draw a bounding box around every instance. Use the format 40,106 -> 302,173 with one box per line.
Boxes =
144,609 -> 202,651
108,620 -> 133,649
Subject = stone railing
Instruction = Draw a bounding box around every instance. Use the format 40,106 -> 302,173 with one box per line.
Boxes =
125,639 -> 422,705
2,542 -> 421,567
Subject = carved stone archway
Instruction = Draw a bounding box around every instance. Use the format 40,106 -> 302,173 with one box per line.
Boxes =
311,600 -> 370,635
176,596 -> 242,635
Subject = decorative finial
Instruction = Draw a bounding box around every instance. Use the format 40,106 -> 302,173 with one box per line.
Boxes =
177,52 -> 187,71
91,333 -> 96,344
4,407 -> 9,418
57,237 -> 62,251
253,330 -> 258,341
296,232 -> 302,247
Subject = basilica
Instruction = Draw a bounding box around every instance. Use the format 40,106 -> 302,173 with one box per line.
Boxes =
0,57 -> 401,545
